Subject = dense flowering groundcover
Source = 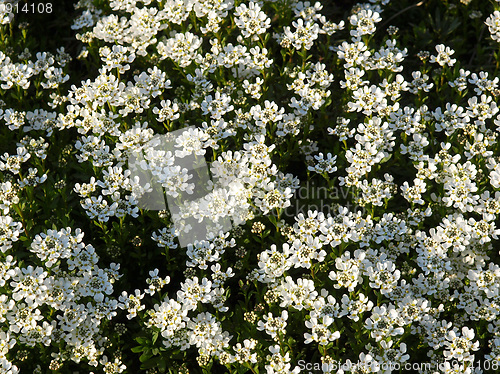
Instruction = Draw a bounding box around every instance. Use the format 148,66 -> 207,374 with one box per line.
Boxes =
3,0 -> 500,372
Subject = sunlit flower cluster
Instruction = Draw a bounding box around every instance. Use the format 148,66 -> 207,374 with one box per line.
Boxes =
2,0 -> 500,373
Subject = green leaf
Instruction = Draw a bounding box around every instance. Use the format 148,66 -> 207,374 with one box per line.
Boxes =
131,345 -> 145,353
139,350 -> 153,363
158,359 -> 167,372
141,356 -> 162,369
380,153 -> 392,164
135,337 -> 148,345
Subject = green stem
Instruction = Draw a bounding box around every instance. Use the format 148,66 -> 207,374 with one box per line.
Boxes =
13,203 -> 30,239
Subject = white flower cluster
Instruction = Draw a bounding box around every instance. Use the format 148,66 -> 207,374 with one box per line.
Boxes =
0,50 -> 69,94
143,268 -> 235,354
2,0 -> 500,372
0,227 -> 124,371
68,0 -> 500,367
486,10 -> 500,42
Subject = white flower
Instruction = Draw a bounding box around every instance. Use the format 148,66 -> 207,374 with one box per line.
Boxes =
278,276 -> 318,310
0,63 -> 33,90
257,310 -> 288,340
366,260 -> 401,296
283,18 -> 320,50
118,289 -> 145,319
349,9 -> 381,37
257,244 -> 293,282
443,326 -> 480,362
304,315 -> 340,345
0,216 -> 23,253
308,153 -> 338,174
177,277 -> 213,311
153,99 -> 179,122
174,127 -> 209,158
347,84 -> 387,115
364,304 -> 405,341
485,10 -> 500,42
157,31 -> 202,67
490,163 -> 500,189
233,339 -> 258,364
401,178 -> 427,205
234,1 -> 270,39
430,44 -> 456,67
200,91 -> 234,120
265,344 -> 300,374
335,40 -> 371,68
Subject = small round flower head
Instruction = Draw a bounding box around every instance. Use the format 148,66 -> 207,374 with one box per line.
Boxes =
430,44 -> 456,67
